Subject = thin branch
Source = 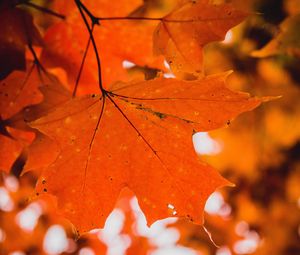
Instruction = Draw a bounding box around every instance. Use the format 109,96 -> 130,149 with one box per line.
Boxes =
75,0 -> 98,24
72,26 -> 93,97
27,43 -> 49,81
18,1 -> 65,20
97,16 -> 162,21
27,43 -> 40,66
21,9 -> 49,80
75,0 -> 104,92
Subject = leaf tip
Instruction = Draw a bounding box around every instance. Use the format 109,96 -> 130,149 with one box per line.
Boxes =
261,95 -> 282,102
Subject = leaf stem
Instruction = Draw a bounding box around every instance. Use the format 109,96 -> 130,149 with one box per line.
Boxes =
17,0 -> 65,20
75,0 -> 104,93
76,0 -> 99,24
27,43 -> 47,80
72,27 -> 93,98
22,9 -> 51,81
97,16 -> 162,21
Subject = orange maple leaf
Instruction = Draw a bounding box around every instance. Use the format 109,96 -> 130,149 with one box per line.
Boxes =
0,63 -> 43,120
154,0 -> 247,75
22,76 -> 72,175
30,73 -> 264,232
6,72 -> 72,174
0,62 -> 43,173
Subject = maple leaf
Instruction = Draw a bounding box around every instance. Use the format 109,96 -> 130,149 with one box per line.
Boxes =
0,62 -> 43,120
30,72 -> 265,232
0,63 -> 71,174
22,75 -> 72,174
0,61 -> 45,174
153,0 -> 247,75
4,72 -> 72,174
0,61 -> 47,174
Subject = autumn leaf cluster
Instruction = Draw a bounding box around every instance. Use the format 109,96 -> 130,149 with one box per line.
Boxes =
1,0 -> 299,255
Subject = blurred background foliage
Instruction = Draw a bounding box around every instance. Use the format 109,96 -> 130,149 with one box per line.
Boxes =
191,0 -> 300,254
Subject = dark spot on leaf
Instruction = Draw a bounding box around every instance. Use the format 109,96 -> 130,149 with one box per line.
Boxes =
183,119 -> 192,124
154,111 -> 166,119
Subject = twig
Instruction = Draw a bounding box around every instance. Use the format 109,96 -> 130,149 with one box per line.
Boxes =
72,27 -> 93,97
18,0 -> 65,20
75,0 -> 104,92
